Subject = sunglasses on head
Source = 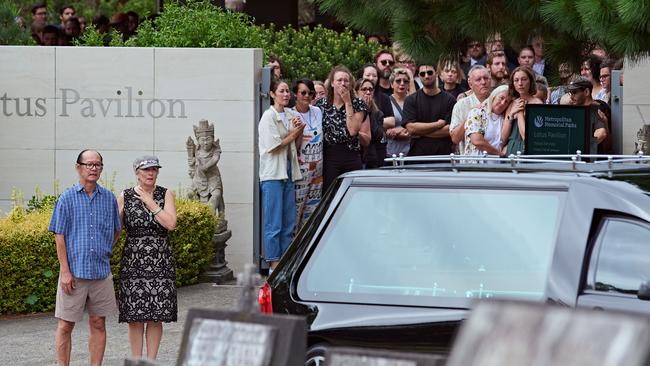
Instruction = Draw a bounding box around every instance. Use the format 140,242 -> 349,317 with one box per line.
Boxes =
380,59 -> 395,66
419,70 -> 434,77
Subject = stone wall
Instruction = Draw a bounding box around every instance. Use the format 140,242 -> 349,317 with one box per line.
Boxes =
0,46 -> 263,274
623,58 -> 650,154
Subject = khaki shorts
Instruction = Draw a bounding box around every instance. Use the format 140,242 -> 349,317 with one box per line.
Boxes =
55,274 -> 117,323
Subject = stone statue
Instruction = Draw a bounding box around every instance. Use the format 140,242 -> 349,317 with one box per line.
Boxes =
187,119 -> 226,218
187,119 -> 233,284
636,125 -> 650,154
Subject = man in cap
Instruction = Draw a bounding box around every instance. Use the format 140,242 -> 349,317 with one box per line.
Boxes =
49,149 -> 121,366
567,77 -> 608,146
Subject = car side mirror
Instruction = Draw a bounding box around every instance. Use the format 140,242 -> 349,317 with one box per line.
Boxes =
638,281 -> 650,301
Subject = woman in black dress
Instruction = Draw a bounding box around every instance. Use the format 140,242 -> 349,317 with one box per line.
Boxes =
315,65 -> 368,192
117,155 -> 177,360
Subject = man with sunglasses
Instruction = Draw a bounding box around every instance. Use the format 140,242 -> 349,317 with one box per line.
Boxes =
49,149 -> 121,366
375,49 -> 396,96
461,40 -> 487,77
402,63 -> 457,156
567,77 -> 609,149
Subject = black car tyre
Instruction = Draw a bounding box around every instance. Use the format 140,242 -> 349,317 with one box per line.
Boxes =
305,343 -> 328,366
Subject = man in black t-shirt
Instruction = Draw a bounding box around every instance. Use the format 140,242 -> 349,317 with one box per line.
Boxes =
403,64 -> 457,156
567,77 -> 609,151
375,50 -> 395,95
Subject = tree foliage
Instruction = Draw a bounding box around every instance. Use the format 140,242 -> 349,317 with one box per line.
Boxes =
316,0 -> 650,66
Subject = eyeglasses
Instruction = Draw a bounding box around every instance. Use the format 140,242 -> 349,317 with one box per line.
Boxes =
394,78 -> 410,84
360,87 -> 374,93
78,162 -> 103,170
419,70 -> 434,77
298,90 -> 315,96
380,59 -> 395,66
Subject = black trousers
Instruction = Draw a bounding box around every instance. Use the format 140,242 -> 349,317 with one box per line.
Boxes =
323,143 -> 362,193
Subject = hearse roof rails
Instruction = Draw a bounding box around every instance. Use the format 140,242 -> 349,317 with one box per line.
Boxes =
384,151 -> 650,175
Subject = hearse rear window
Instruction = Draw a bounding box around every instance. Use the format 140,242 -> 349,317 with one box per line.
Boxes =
297,186 -> 565,307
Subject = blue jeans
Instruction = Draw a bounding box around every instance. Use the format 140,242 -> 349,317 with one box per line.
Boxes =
261,165 -> 296,262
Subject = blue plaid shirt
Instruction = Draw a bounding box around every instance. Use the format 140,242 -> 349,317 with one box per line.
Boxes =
49,183 -> 121,280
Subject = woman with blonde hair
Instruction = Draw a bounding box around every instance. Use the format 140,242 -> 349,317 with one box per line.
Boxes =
315,65 -> 368,191
464,85 -> 511,156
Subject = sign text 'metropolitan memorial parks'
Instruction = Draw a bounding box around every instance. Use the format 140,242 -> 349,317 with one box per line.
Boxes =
525,104 -> 592,155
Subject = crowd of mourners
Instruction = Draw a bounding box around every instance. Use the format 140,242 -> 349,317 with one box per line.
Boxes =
259,35 -> 623,270
24,3 -> 141,46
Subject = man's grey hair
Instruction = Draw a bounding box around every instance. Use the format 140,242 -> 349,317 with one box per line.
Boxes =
467,64 -> 488,80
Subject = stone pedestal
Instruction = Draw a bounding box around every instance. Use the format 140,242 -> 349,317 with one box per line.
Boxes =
202,221 -> 234,284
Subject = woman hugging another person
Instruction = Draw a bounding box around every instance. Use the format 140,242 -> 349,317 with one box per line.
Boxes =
463,85 -> 511,156
502,66 -> 544,156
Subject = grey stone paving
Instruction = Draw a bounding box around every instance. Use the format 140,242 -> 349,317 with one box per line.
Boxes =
0,283 -> 242,366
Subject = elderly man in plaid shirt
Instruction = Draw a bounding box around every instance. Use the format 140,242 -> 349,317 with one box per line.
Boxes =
49,149 -> 121,366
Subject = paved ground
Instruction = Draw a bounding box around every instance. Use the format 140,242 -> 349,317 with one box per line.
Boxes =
0,283 -> 244,366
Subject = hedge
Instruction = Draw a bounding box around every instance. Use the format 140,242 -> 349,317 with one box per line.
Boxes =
77,0 -> 382,82
0,197 -> 216,315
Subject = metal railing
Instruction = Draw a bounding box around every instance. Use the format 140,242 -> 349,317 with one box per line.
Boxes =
384,151 -> 650,175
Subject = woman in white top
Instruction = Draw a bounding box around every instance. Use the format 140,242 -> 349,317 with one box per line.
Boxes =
258,79 -> 304,271
289,79 -> 323,232
463,85 -> 511,156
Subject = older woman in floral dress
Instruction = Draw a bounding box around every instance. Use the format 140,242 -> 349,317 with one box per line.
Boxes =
463,85 -> 511,156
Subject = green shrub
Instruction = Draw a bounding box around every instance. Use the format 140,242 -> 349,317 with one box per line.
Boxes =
0,208 -> 57,313
76,0 -> 379,83
0,197 -> 216,315
121,0 -> 266,49
0,2 -> 34,45
261,24 -> 381,81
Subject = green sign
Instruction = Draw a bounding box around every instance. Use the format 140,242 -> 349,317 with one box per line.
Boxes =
525,105 -> 593,155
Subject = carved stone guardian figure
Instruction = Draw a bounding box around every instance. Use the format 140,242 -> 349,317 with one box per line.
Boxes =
636,125 -> 650,154
187,119 -> 226,219
187,119 -> 233,283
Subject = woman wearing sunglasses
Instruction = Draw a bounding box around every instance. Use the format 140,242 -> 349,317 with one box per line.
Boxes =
386,68 -> 413,157
355,78 -> 383,168
289,79 -> 324,231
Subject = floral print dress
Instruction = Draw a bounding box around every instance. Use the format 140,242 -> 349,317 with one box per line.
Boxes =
463,106 -> 504,156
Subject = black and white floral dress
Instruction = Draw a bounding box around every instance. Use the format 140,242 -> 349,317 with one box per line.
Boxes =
118,186 -> 177,323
